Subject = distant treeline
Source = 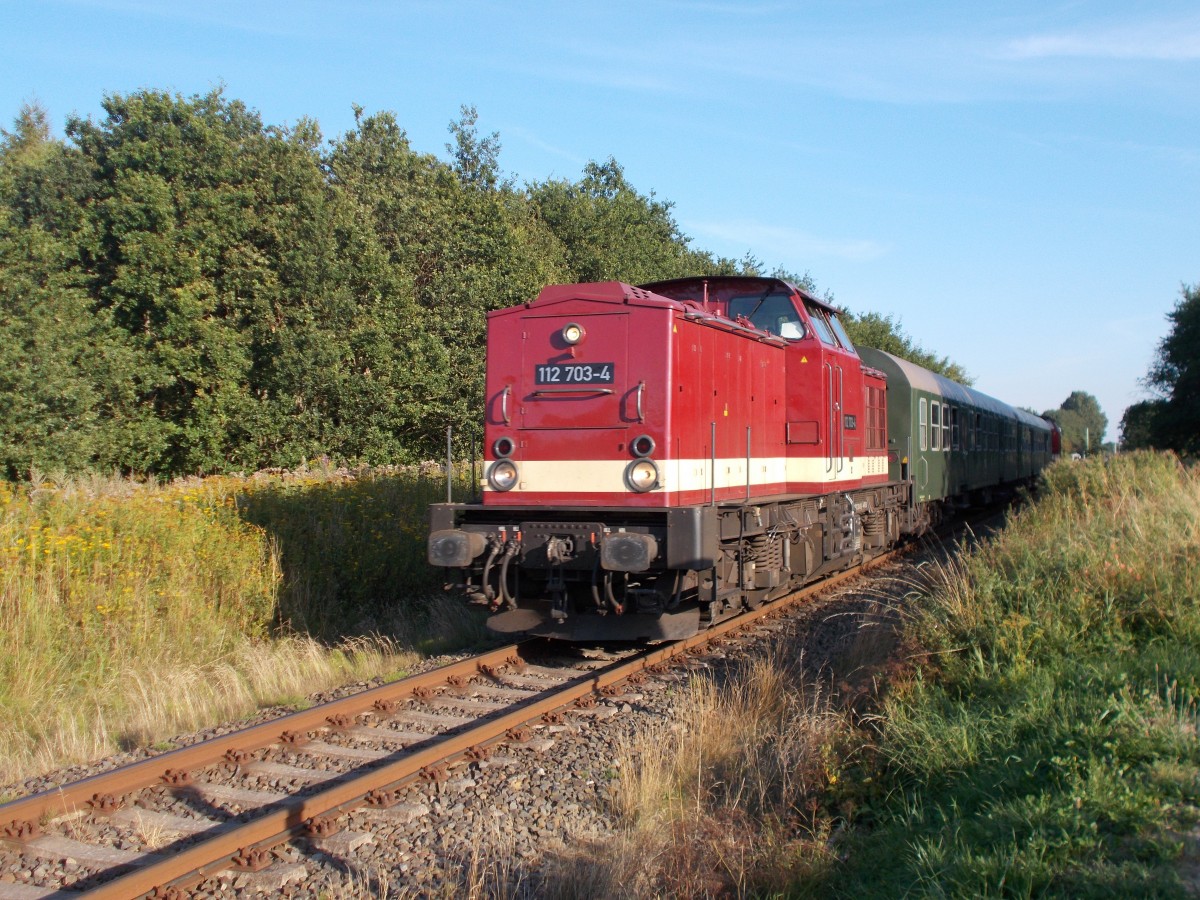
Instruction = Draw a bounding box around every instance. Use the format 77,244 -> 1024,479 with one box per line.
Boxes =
0,89 -> 963,480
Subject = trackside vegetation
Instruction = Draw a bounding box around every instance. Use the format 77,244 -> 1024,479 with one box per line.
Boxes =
574,453 -> 1200,897
0,466 -> 482,785
822,451 -> 1200,898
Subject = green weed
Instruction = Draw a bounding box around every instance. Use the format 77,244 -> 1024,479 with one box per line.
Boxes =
820,452 -> 1200,898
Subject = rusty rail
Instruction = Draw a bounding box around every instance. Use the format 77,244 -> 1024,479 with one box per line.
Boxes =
3,547 -> 906,898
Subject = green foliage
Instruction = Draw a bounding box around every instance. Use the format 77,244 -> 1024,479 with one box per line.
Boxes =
819,453 -> 1200,897
841,309 -> 973,384
1132,283 -> 1200,455
1044,390 -> 1108,455
529,157 -> 730,284
1120,399 -> 1167,451
0,107 -> 137,477
0,88 -> 959,478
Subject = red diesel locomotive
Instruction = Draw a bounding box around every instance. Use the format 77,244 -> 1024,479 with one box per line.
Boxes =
428,276 -> 1052,641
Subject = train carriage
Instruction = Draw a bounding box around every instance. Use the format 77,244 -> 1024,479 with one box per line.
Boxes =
857,348 -> 1054,513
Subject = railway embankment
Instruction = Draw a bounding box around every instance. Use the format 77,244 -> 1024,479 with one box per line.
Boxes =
830,451 -> 1200,897
588,451 -> 1200,897
4,452 -> 1197,896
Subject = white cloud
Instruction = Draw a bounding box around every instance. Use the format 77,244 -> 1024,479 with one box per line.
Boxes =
504,125 -> 586,167
1001,18 -> 1200,61
685,218 -> 889,263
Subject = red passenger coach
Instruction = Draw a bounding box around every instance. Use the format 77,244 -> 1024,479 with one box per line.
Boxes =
431,276 -> 910,640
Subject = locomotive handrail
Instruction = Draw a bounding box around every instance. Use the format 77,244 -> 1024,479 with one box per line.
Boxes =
824,362 -> 834,474
501,385 -> 511,424
681,309 -> 788,346
836,365 -> 845,473
635,381 -> 645,422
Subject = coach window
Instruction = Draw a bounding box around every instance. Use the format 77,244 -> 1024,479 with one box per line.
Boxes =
943,407 -> 951,452
931,401 -> 941,451
920,398 -> 928,451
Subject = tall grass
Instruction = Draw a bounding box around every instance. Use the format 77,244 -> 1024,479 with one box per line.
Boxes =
0,465 -> 485,785
567,452 -> 1200,898
821,452 -> 1200,898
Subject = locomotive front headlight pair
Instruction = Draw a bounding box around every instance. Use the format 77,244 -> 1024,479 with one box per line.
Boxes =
488,436 -> 519,492
625,433 -> 659,492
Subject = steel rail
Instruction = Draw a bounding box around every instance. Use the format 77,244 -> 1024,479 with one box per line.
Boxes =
0,640 -> 540,839
89,550 -> 901,897
4,545 -> 908,898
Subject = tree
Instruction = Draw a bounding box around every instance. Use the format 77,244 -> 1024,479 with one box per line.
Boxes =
1119,400 -> 1165,451
841,310 -> 972,384
529,158 -> 725,284
446,105 -> 503,191
1043,391 -> 1107,456
0,102 -> 144,477
63,88 -> 347,475
1140,283 -> 1200,455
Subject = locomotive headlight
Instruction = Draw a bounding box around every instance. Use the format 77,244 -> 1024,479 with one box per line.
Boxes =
630,434 -> 656,458
561,322 -> 586,345
625,458 -> 659,493
487,459 -> 519,492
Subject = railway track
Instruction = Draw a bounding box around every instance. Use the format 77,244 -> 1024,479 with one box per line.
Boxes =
0,549 -> 903,898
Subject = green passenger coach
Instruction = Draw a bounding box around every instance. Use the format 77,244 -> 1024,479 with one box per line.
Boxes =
857,347 -> 1054,510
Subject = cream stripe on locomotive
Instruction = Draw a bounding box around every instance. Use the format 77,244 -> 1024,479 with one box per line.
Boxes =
483,455 -> 889,493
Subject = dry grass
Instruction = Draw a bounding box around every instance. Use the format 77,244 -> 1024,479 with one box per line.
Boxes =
0,466 -> 482,786
2,633 -> 423,783
542,644 -> 852,898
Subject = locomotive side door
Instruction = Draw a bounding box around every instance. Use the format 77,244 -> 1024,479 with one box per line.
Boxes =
803,301 -> 859,483
824,355 -> 842,476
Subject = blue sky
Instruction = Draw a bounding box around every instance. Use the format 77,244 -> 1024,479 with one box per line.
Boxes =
4,1 -> 1198,443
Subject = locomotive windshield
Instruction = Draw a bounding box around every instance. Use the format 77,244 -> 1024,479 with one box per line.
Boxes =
728,292 -> 805,339
804,302 -> 855,351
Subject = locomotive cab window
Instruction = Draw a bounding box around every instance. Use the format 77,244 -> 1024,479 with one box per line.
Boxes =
827,312 -> 855,351
804,303 -> 838,345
